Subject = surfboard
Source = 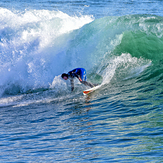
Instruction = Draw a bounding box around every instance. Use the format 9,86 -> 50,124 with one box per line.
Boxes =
83,85 -> 101,95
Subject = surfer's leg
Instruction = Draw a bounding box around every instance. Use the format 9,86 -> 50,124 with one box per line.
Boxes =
81,81 -> 94,88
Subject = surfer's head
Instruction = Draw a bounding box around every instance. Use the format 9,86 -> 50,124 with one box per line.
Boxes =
61,73 -> 68,80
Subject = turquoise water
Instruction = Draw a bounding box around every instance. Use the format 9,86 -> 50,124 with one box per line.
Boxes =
0,0 -> 163,162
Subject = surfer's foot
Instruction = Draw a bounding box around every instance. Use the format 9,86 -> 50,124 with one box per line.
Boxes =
93,84 -> 99,87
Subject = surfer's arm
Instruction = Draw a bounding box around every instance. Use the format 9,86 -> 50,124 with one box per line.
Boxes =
73,72 -> 82,81
70,78 -> 74,91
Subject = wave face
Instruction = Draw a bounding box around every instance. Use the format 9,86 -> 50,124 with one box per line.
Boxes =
0,8 -> 163,97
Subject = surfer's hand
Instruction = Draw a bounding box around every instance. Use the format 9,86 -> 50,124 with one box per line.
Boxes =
79,77 -> 82,82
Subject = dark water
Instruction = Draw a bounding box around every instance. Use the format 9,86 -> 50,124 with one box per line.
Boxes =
0,0 -> 163,162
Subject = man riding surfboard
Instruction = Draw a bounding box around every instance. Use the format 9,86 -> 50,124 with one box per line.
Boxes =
61,68 -> 94,91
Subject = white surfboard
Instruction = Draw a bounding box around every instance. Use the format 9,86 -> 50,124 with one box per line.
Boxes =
83,85 -> 101,95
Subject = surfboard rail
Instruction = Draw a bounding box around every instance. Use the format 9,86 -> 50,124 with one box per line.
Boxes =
83,85 -> 101,95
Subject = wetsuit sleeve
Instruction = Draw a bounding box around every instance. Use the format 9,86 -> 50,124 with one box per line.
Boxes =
69,70 -> 80,79
73,73 -> 80,79
73,69 -> 81,79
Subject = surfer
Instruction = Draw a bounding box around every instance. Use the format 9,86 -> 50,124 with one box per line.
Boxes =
61,68 -> 94,91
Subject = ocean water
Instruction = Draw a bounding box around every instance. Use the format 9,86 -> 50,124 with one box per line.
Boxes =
0,0 -> 163,162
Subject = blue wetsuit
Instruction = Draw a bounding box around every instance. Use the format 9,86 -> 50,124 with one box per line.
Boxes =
68,68 -> 87,81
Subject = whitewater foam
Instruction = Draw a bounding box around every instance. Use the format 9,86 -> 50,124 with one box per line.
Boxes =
101,53 -> 151,85
0,8 -> 94,97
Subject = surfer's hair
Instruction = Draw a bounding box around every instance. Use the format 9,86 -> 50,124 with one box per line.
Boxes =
61,73 -> 68,78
